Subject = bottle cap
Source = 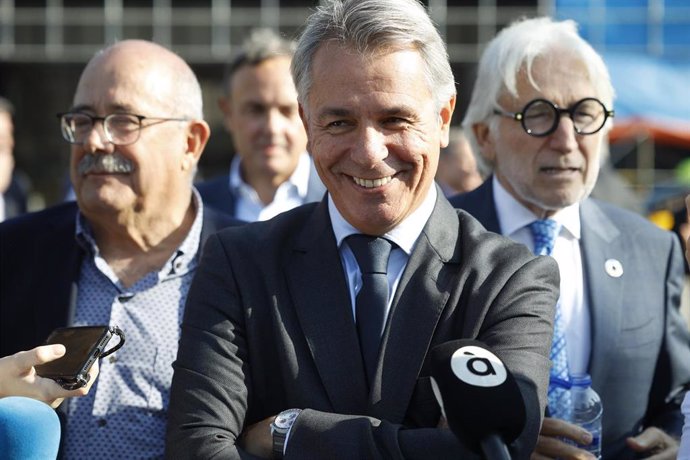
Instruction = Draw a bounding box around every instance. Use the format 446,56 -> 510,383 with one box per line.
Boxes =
570,373 -> 592,387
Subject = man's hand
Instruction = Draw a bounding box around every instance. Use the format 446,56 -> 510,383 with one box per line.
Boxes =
530,417 -> 597,460
239,415 -> 275,459
626,427 -> 679,460
0,344 -> 100,408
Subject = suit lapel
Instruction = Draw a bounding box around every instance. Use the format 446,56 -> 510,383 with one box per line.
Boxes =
44,204 -> 84,335
579,200 -> 624,385
451,178 -> 501,233
285,200 -> 369,414
371,193 -> 461,423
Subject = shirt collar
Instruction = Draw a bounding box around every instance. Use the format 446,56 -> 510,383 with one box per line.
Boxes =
229,151 -> 311,199
493,175 -> 581,239
329,184 -> 437,255
169,188 -> 204,275
75,189 -> 204,279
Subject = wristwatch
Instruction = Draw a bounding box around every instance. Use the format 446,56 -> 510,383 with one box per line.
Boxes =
270,408 -> 302,459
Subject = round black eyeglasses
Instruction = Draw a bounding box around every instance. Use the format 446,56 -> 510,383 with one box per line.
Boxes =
57,112 -> 189,146
493,97 -> 614,137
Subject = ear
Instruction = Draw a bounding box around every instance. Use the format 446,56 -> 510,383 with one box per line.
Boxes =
439,94 -> 456,148
218,96 -> 233,133
299,103 -> 311,153
181,120 -> 211,171
472,122 -> 495,165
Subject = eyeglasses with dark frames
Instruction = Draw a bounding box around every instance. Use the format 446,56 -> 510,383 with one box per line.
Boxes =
57,112 -> 190,146
493,97 -> 614,137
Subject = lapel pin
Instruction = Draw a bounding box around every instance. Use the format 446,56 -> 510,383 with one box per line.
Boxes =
604,259 -> 623,278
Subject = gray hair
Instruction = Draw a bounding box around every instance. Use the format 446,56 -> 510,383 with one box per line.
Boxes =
463,17 -> 615,171
88,40 -> 204,120
223,28 -> 296,95
292,0 -> 455,111
169,63 -> 204,120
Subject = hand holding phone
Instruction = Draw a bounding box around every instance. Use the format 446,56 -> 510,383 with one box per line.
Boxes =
0,344 -> 98,407
35,326 -> 125,390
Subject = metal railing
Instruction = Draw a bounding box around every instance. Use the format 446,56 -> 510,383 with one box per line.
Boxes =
0,0 -> 543,64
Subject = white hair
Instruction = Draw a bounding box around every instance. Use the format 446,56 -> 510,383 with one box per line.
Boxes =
463,17 -> 615,171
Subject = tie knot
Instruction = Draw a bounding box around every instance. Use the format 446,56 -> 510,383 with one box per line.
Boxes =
529,219 -> 560,256
347,235 -> 393,274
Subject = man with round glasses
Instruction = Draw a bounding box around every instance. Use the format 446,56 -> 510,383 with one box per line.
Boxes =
450,17 -> 690,460
0,40 -> 240,458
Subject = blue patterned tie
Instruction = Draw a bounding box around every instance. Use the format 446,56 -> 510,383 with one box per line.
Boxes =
347,235 -> 394,386
529,219 -> 571,419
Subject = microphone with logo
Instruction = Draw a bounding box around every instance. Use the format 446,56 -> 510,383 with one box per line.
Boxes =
430,340 -> 526,460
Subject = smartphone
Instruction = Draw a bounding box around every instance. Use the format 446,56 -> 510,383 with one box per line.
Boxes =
35,325 -> 124,390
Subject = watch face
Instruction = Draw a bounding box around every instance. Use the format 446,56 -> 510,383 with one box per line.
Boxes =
274,408 -> 301,430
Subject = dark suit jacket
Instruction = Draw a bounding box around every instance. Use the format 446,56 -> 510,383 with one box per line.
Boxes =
196,159 -> 326,218
166,192 -> 560,459
0,201 -> 242,357
449,179 -> 690,460
2,173 -> 29,220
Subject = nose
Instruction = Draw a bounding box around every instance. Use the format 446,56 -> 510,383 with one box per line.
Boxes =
548,114 -> 579,153
352,126 -> 388,165
82,120 -> 112,153
265,108 -> 288,135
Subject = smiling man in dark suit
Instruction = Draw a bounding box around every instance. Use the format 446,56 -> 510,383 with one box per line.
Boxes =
165,1 -> 560,459
449,17 -> 690,460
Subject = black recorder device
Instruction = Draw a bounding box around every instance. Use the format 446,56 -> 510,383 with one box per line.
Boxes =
35,325 -> 125,390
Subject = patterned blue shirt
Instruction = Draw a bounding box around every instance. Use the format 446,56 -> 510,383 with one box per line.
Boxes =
63,193 -> 204,459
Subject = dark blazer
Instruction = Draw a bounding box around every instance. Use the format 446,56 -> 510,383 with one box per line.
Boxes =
196,158 -> 326,218
166,192 -> 560,459
0,200 -> 242,357
449,179 -> 690,460
2,174 -> 29,220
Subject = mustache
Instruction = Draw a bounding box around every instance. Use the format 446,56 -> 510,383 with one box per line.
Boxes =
78,153 -> 133,175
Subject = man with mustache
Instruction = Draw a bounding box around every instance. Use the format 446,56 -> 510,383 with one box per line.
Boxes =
197,28 -> 325,222
0,40 -> 240,458
449,17 -> 690,460
166,1 -> 559,458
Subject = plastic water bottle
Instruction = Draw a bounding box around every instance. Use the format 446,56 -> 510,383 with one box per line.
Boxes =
570,374 -> 602,459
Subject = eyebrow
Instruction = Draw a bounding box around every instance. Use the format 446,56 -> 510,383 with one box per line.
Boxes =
69,103 -> 136,113
315,107 -> 352,122
380,106 -> 416,117
315,105 -> 416,121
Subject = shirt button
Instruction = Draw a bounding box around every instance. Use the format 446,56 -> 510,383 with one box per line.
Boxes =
108,355 -> 118,364
118,293 -> 134,303
97,418 -> 107,427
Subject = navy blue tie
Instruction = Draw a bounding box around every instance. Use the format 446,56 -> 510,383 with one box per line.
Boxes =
347,235 -> 393,386
529,219 -> 571,419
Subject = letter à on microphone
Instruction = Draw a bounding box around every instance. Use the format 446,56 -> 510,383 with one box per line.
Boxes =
430,339 -> 527,460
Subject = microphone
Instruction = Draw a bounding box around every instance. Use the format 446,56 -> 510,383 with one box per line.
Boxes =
430,340 -> 526,460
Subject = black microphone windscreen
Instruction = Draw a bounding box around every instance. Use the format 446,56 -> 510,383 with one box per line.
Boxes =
430,339 -> 527,453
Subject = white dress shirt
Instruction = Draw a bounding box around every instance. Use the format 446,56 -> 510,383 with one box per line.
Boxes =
493,176 -> 591,375
229,151 -> 312,222
680,393 -> 690,460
